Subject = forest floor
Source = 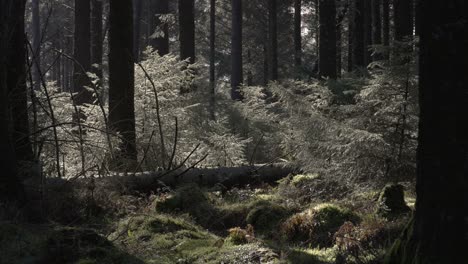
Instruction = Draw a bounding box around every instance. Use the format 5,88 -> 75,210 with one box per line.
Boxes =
1,173 -> 413,264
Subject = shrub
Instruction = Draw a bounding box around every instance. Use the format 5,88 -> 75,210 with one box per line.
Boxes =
281,204 -> 360,248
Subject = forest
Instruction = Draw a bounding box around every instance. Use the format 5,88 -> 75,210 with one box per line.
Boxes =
0,0 -> 467,263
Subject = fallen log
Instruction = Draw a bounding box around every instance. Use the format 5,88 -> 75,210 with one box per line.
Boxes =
99,163 -> 298,193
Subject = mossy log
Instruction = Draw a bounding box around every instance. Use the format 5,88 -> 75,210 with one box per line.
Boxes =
47,163 -> 297,193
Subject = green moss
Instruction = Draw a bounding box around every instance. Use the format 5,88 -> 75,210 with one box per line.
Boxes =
225,227 -> 249,245
246,200 -> 290,235
376,184 -> 411,218
290,174 -> 320,186
154,184 -> 216,225
282,204 -> 360,248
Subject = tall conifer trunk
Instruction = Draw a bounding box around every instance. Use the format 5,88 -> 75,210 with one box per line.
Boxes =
386,1 -> 468,263
109,0 -> 137,168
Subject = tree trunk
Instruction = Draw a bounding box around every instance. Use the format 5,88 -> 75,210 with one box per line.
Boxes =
8,0 -> 34,163
386,1 -> 468,263
178,0 -> 195,63
371,0 -> 382,60
73,0 -> 93,105
394,0 -> 413,41
109,0 -> 137,169
31,0 -> 41,91
91,0 -> 103,81
268,0 -> 278,81
414,0 -> 420,36
347,0 -> 353,72
352,0 -> 365,69
133,0 -> 143,62
209,0 -> 216,119
318,0 -> 337,79
294,0 -> 302,68
0,0 -> 26,203
231,0 -> 243,100
364,0 -> 372,65
151,0 -> 170,55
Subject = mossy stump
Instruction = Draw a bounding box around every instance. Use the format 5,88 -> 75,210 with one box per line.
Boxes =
376,184 -> 411,218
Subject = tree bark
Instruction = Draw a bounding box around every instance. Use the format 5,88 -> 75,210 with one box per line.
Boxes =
294,0 -> 302,68
91,0 -> 103,81
209,0 -> 216,119
7,0 -> 34,164
31,0 -> 41,91
73,0 -> 93,105
394,0 -> 413,41
318,0 -> 337,79
53,163 -> 296,193
371,0 -> 382,60
268,0 -> 278,81
178,0 -> 195,63
386,1 -> 468,263
414,0 -> 420,36
0,0 -> 26,203
364,0 -> 372,65
151,0 -> 170,56
231,0 -> 243,100
352,0 -> 365,69
133,0 -> 143,62
109,0 -> 137,169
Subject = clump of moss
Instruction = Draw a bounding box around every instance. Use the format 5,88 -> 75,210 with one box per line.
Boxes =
376,184 -> 411,218
282,204 -> 360,248
290,174 -> 320,186
225,227 -> 249,245
154,184 -> 216,225
246,200 -> 290,236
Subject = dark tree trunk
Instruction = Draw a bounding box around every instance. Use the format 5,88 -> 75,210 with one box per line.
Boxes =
31,0 -> 41,91
263,41 -> 268,85
382,0 -> 389,46
231,0 -> 243,100
371,0 -> 382,60
8,0 -> 34,163
414,0 -> 421,36
347,0 -> 353,72
73,0 -> 93,105
318,0 -> 337,79
268,0 -> 278,81
336,0 -> 348,77
382,0 -> 389,59
294,0 -> 302,68
178,0 -> 195,63
364,0 -> 372,65
109,0 -> 137,168
91,0 -> 103,81
394,0 -> 413,41
352,0 -> 365,69
386,1 -> 468,263
151,0 -> 170,56
0,0 -> 27,203
133,0 -> 143,62
209,0 -> 216,119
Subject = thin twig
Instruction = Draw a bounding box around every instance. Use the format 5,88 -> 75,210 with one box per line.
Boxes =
167,117 -> 178,170
136,62 -> 167,169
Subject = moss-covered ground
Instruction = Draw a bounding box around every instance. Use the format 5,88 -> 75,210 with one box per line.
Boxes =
1,174 -> 413,264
